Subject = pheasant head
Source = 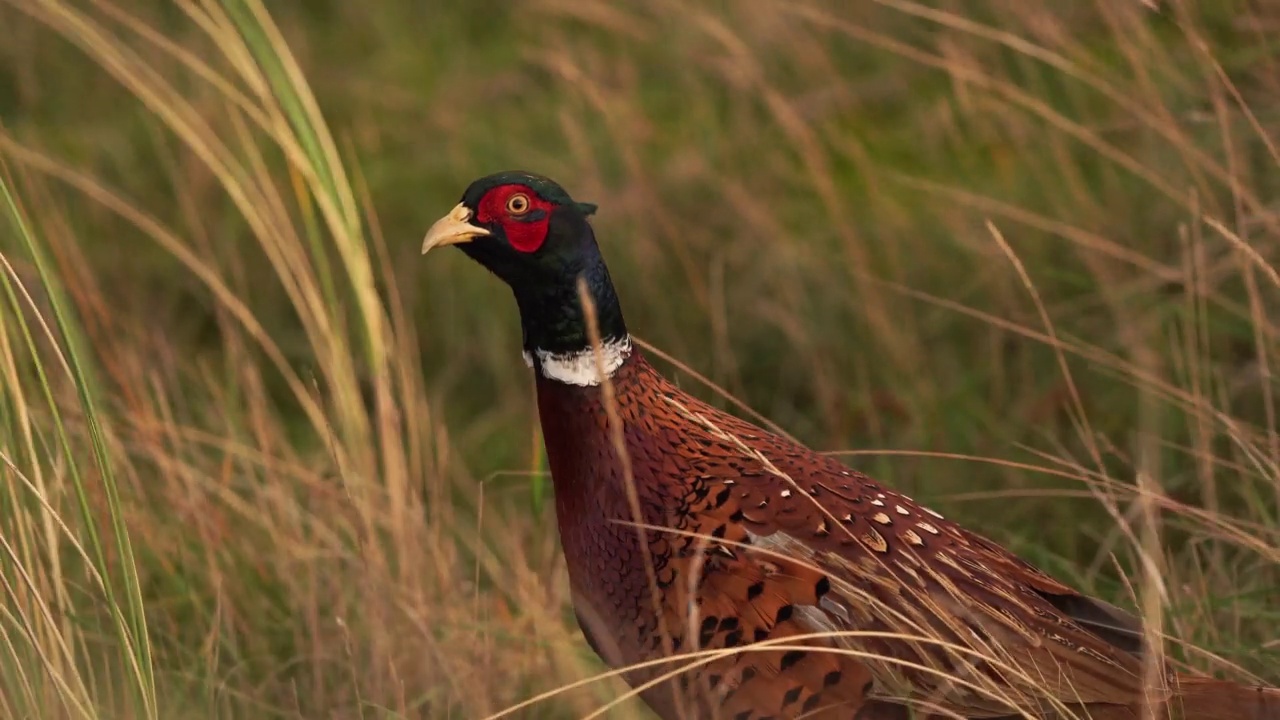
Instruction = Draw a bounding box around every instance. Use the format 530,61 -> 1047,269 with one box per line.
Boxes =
422,171 -> 630,383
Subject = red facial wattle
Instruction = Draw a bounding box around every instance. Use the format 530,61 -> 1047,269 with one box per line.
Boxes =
475,183 -> 554,254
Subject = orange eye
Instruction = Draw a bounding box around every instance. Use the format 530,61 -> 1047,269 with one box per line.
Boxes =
506,193 -> 531,215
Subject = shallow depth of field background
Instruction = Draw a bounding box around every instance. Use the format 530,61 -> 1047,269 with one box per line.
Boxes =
0,1 -> 1277,718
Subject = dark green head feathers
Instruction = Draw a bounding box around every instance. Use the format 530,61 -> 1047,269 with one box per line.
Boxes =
421,171 -> 627,358
459,171 -> 598,218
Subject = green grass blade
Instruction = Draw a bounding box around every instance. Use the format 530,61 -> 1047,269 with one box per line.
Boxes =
0,167 -> 157,720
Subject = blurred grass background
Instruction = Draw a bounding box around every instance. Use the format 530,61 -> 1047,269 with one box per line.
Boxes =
0,0 -> 1277,718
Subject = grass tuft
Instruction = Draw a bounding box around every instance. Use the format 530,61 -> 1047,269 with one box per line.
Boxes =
0,0 -> 1276,717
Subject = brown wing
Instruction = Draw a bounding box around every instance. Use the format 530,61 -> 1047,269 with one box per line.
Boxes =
641,379 -> 1154,718
652,517 -> 879,719
611,385 -> 880,718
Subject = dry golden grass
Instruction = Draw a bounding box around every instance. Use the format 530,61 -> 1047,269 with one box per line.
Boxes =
0,0 -> 1276,718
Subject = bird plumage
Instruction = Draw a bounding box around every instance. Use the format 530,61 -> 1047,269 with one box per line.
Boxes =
422,171 -> 1279,720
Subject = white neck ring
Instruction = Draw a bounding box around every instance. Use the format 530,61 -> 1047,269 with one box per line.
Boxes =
522,335 -> 633,386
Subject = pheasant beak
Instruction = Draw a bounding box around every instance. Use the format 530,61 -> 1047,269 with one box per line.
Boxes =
421,203 -> 491,254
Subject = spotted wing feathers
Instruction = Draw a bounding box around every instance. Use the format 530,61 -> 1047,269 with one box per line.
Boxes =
642,379 -> 1154,717
567,357 -> 1274,720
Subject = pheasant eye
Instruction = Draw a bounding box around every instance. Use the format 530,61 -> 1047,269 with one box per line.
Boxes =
506,193 -> 531,215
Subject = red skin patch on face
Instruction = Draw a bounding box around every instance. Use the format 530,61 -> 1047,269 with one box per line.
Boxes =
475,183 -> 554,253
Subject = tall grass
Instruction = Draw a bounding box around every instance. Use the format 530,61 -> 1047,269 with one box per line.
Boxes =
0,0 -> 1275,717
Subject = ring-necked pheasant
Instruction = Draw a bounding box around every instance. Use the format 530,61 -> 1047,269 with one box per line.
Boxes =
421,171 -> 1278,719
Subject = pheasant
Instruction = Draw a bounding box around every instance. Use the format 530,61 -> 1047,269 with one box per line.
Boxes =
421,171 -> 1279,720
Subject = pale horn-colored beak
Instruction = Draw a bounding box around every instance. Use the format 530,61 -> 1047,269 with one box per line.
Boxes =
421,203 -> 491,254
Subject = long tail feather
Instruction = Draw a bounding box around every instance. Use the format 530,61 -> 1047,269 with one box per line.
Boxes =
1170,676 -> 1280,720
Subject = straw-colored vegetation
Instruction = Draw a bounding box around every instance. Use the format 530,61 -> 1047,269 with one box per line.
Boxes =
0,1 -> 1276,718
